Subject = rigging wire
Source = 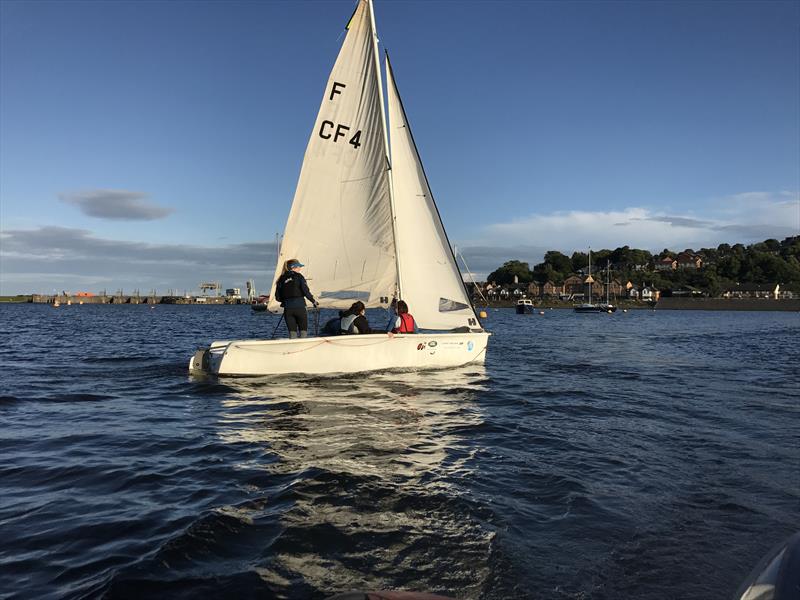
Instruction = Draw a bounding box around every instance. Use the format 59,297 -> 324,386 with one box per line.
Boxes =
455,246 -> 489,306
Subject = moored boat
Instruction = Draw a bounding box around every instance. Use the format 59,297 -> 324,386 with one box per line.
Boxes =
515,299 -> 535,314
574,303 -> 604,313
598,260 -> 617,312
251,295 -> 269,312
574,250 -> 602,313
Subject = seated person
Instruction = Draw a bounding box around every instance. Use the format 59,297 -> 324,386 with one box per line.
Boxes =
388,299 -> 417,333
340,301 -> 375,334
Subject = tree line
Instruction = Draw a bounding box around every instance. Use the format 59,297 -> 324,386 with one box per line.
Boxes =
486,236 -> 800,296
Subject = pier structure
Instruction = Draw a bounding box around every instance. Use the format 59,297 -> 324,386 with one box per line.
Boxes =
30,294 -> 239,305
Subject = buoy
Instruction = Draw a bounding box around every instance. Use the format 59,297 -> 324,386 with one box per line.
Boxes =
479,310 -> 487,318
623,309 -> 627,313
607,309 -> 612,313
539,311 -> 545,315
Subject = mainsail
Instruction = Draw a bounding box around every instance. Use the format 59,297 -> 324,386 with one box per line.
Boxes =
268,0 -> 396,311
386,57 -> 479,330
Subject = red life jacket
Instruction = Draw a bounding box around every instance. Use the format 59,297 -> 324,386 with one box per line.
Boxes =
396,313 -> 415,333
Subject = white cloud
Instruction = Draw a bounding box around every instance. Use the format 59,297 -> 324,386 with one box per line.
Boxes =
0,226 -> 277,295
3,192 -> 797,293
474,191 -> 799,255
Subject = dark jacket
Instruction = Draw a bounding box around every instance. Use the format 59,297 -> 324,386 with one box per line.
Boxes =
276,271 -> 316,309
340,312 -> 374,334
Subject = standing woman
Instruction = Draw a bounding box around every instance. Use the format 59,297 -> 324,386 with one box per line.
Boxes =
275,259 -> 318,338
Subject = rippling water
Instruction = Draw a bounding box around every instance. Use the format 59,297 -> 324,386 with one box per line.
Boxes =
1,304 -> 798,599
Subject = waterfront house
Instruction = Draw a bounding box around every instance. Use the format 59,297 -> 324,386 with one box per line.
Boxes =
628,286 -> 640,299
603,279 -> 625,300
641,286 -> 660,301
722,283 -> 781,299
676,253 -> 703,269
483,282 -> 500,300
563,275 -> 584,297
655,257 -> 677,271
538,281 -> 561,298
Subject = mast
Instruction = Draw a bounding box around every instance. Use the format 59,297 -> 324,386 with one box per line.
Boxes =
588,249 -> 593,303
367,0 -> 402,301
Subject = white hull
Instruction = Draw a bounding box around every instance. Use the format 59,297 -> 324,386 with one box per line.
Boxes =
190,332 -> 489,376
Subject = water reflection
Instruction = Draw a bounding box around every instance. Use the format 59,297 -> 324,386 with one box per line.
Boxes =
212,366 -> 494,596
217,366 -> 488,479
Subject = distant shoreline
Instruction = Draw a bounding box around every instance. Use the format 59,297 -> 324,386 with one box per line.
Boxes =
0,294 -> 242,305
2,295 -> 798,311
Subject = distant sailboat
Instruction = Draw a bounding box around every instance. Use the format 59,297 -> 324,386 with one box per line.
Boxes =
191,0 -> 489,376
598,260 -> 617,313
574,250 -> 604,313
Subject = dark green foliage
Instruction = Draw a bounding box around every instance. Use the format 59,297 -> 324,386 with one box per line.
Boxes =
542,251 -> 572,275
487,260 -> 534,285
487,236 -> 800,295
570,251 -> 588,272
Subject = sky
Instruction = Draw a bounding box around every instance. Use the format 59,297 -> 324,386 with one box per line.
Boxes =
1,0 -> 798,295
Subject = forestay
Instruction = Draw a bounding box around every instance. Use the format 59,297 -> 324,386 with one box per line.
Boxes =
386,58 -> 480,330
268,0 -> 397,312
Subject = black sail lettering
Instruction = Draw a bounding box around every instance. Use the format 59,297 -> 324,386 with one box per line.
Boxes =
329,82 -> 346,100
334,123 -> 350,142
319,120 -> 334,139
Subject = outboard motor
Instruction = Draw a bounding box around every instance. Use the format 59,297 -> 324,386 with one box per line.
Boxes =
734,532 -> 800,600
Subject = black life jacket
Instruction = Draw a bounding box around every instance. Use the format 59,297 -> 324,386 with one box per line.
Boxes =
277,272 -> 303,301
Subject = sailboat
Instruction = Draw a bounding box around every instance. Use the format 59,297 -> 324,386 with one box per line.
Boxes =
598,260 -> 617,313
190,0 -> 489,376
573,250 -> 604,313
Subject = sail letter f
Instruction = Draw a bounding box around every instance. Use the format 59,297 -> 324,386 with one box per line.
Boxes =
330,82 -> 346,100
